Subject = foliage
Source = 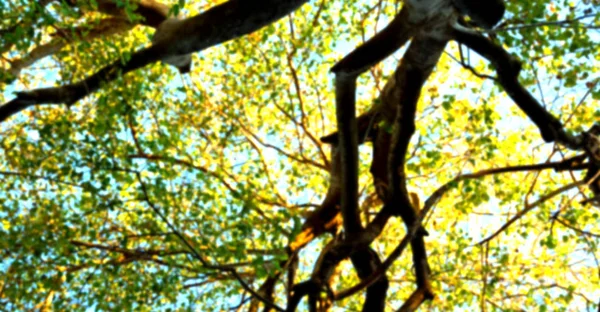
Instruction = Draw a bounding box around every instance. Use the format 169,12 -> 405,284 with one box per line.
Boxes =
0,0 -> 599,311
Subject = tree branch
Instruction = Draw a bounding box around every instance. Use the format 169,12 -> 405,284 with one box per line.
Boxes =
452,27 -> 583,149
66,0 -> 171,27
479,180 -> 585,245
0,0 -> 310,123
7,17 -> 134,80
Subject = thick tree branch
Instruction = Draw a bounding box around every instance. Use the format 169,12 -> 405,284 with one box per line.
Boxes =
325,6 -> 424,309
452,27 -> 583,149
333,73 -> 363,234
287,29 -> 451,310
384,35 -> 447,307
327,34 -> 450,308
284,204 -> 397,310
0,0 -> 310,123
350,248 -> 389,311
329,5 -> 416,236
583,124 -> 600,199
331,7 -> 413,75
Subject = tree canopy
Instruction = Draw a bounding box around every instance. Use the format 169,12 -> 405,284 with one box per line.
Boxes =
0,0 -> 599,311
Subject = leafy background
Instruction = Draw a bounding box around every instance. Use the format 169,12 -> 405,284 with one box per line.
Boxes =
0,0 -> 599,310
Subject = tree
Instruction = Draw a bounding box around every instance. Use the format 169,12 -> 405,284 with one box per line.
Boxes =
0,0 -> 599,310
